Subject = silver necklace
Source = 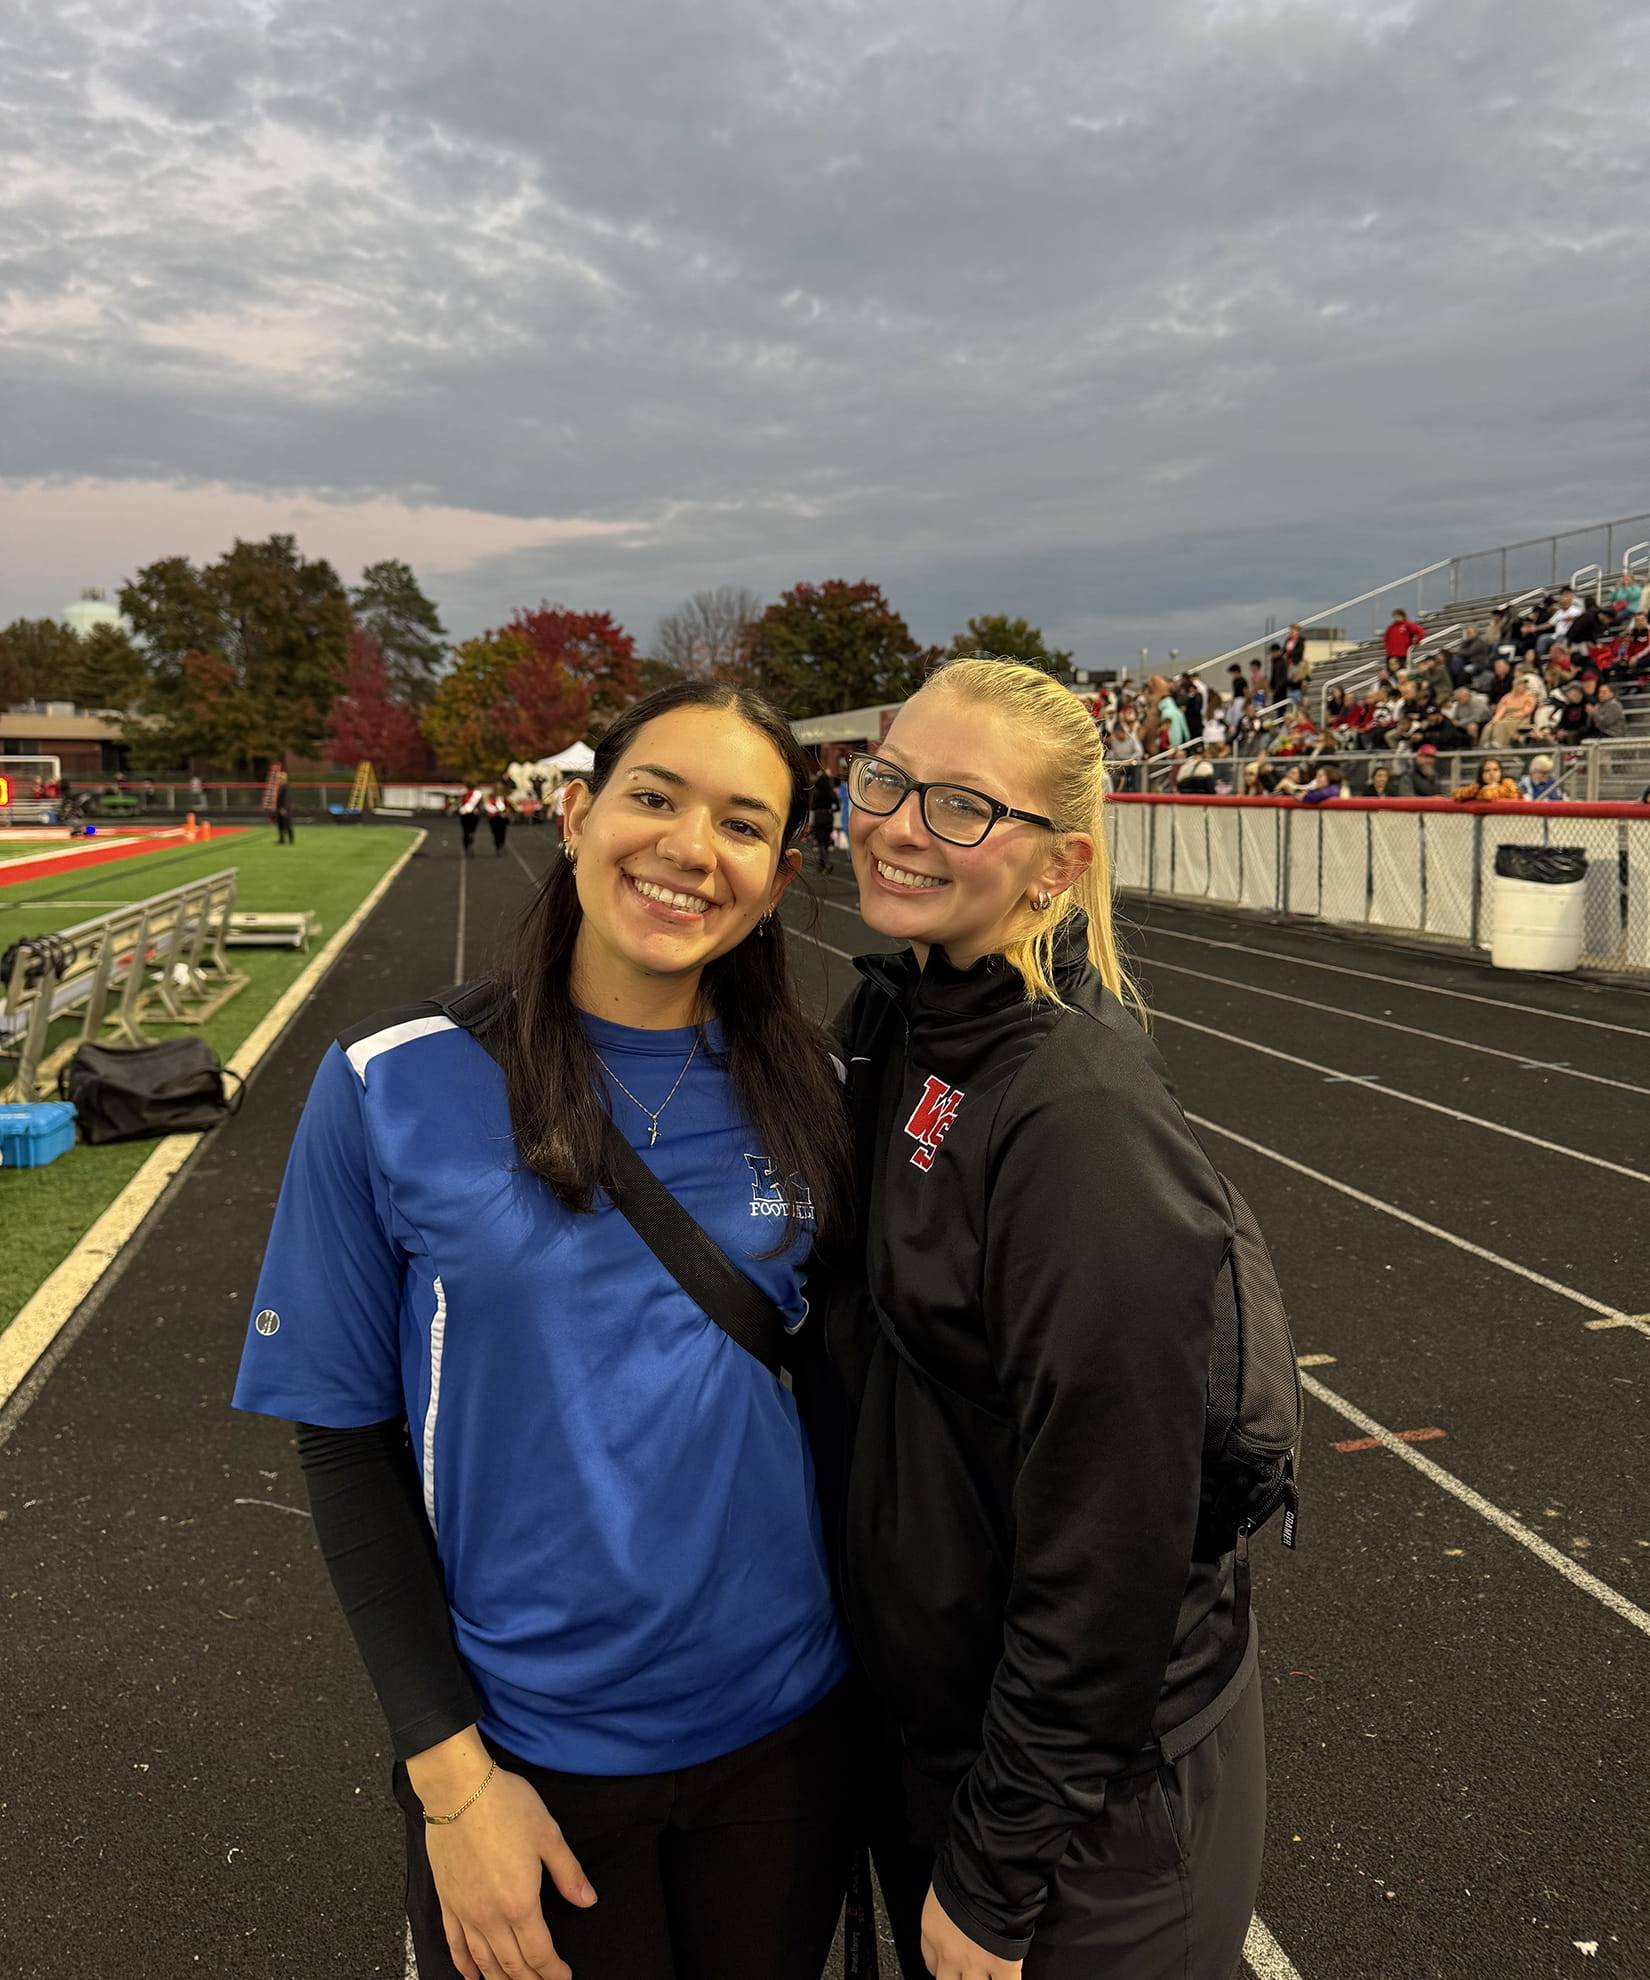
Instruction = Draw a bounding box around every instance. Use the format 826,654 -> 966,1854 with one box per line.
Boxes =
593,1035 -> 699,1146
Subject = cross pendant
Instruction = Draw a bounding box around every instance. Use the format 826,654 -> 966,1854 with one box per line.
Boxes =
648,1123 -> 659,1146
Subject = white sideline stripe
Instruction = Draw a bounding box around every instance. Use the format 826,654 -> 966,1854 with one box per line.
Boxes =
1299,1371 -> 1650,1642
1187,1113 -> 1645,1329
1144,922 -> 1650,1039
1245,1915 -> 1306,1980
1147,956 -> 1650,1098
0,831 -> 427,1415
1155,1008 -> 1650,1185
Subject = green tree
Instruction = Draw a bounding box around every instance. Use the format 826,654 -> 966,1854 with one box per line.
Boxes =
69,623 -> 151,712
351,559 -> 448,707
947,614 -> 1074,682
0,618 -> 83,705
745,580 -> 940,718
120,535 -> 352,769
420,632 -> 522,779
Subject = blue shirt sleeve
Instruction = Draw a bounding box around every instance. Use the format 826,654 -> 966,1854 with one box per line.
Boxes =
232,1042 -> 407,1426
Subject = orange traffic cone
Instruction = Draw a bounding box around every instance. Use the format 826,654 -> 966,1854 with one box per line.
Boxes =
183,812 -> 198,842
200,818 -> 212,841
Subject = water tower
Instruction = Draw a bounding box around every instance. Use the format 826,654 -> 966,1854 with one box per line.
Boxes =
61,588 -> 132,638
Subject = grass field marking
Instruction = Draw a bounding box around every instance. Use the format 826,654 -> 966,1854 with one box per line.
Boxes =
1143,920 -> 1650,1040
1157,1008 -> 1650,1185
1298,1370 -> 1650,1643
1244,1916 -> 1305,1980
1187,1113 -> 1637,1326
1145,956 -> 1650,1100
0,830 -> 426,1418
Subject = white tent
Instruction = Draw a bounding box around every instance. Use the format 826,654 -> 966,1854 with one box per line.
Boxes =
546,740 -> 596,774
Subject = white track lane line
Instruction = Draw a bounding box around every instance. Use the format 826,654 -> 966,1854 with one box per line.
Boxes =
453,849 -> 468,984
1245,1916 -> 1306,1980
785,923 -> 857,961
1155,1008 -> 1650,1185
1146,957 -> 1650,1099
1299,1370 -> 1650,1641
1142,921 -> 1650,1039
1188,1114 -> 1650,1334
791,921 -> 1650,1331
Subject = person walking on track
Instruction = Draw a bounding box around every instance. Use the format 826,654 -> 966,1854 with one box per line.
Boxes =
457,781 -> 485,857
233,681 -> 858,1980
808,766 -> 837,873
484,781 -> 513,856
826,657 -> 1265,1980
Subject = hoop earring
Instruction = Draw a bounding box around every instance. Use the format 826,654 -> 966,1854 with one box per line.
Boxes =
1032,889 -> 1051,912
563,841 -> 579,868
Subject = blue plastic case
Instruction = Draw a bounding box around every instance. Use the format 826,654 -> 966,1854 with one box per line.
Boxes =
0,1101 -> 78,1169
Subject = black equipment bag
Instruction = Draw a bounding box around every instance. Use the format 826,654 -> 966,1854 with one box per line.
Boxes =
59,1037 -> 243,1145
1199,1173 -> 1302,1556
433,981 -> 792,1378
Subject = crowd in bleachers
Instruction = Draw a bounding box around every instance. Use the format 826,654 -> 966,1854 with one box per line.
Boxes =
1088,571 -> 1650,801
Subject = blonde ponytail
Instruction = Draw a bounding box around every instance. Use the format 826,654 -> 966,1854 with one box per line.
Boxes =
912,658 -> 1137,1011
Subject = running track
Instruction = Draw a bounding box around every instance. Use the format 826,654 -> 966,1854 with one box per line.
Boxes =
1,826 -> 1644,1977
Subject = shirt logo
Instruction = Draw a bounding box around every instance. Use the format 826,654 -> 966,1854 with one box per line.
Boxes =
904,1076 -> 964,1172
254,1310 -> 280,1336
744,1154 -> 815,1222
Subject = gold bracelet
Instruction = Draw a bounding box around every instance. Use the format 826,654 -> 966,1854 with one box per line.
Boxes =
423,1759 -> 498,1827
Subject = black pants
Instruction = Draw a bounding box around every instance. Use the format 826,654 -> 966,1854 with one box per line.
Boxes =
874,1665 -> 1265,1980
460,815 -> 479,855
487,815 -> 508,854
810,818 -> 833,869
274,810 -> 294,844
398,1682 -> 862,1980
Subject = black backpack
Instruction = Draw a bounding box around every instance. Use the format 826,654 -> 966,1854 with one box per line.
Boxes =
58,1037 -> 243,1144
1198,1173 -> 1302,1560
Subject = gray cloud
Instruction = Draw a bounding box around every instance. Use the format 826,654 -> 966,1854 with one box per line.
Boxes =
4,0 -> 1649,667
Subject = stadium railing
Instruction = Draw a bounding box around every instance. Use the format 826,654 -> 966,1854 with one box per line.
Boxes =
1105,794 -> 1650,974
0,870 -> 248,1103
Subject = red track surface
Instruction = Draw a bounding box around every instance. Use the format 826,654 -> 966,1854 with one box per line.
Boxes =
0,826 -> 252,888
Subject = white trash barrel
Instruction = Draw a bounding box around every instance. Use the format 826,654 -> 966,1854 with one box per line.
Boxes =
1490,843 -> 1587,971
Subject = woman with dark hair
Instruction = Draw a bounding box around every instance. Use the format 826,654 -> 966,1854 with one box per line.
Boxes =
233,682 -> 858,1980
1452,755 -> 1519,803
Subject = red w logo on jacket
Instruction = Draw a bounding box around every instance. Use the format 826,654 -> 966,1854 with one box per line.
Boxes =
904,1075 -> 964,1171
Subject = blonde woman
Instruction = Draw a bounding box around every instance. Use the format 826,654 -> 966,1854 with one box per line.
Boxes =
829,660 -> 1262,1980
1483,674 -> 1540,749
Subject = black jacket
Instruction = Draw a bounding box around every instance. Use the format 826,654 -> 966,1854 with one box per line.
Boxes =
824,929 -> 1244,1957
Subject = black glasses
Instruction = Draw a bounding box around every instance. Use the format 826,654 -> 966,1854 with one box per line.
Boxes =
846,753 -> 1067,847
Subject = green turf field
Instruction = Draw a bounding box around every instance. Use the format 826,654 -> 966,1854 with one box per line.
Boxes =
0,824 -> 421,1332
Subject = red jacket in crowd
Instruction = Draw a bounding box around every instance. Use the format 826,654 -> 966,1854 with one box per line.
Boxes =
1384,616 -> 1425,661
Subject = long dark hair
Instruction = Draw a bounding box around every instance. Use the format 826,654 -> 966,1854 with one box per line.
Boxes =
492,680 -> 849,1249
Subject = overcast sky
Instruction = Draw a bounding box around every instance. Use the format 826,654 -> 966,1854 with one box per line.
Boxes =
5,0 -> 1649,675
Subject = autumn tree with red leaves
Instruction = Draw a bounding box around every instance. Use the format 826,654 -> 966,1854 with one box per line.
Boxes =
324,629 -> 429,778
507,605 -> 639,739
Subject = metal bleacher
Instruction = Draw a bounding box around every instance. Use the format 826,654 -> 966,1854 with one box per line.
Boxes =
0,869 -> 249,1102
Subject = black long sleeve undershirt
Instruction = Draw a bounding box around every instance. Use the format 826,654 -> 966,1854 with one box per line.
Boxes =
295,1418 -> 480,1761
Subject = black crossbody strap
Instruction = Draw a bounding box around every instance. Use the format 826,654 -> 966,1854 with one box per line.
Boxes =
433,980 -> 791,1379
600,1121 -> 789,1378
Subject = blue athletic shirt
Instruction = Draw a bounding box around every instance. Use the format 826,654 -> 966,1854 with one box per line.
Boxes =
232,1004 -> 848,1774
